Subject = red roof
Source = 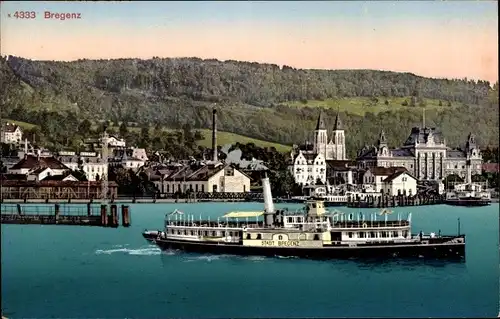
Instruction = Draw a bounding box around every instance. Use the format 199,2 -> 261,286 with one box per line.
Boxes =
482,163 -> 499,173
10,155 -> 69,170
367,166 -> 407,176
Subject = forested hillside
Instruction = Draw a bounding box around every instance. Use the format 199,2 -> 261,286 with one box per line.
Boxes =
1,55 -> 498,157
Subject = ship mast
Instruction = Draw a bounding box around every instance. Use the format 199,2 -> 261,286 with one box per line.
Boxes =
101,130 -> 109,204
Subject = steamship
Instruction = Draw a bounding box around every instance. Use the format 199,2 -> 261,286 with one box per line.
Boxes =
445,160 -> 491,207
143,175 -> 466,260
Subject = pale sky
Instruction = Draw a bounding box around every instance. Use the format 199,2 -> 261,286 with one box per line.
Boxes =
1,1 -> 498,83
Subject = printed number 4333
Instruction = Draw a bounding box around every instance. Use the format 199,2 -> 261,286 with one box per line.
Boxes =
14,11 -> 37,19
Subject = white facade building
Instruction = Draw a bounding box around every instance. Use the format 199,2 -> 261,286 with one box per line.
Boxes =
102,135 -> 126,148
381,171 -> 418,196
156,163 -> 251,194
289,151 -> 326,186
362,167 -> 407,193
1,123 -> 23,144
58,151 -> 108,181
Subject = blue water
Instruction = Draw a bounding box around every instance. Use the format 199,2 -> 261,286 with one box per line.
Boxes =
1,203 -> 499,318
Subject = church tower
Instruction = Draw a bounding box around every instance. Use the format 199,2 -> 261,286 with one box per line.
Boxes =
329,110 -> 346,160
313,111 -> 328,158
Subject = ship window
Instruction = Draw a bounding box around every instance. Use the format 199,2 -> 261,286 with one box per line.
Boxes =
278,235 -> 283,240
256,234 -> 262,239
177,230 -> 181,235
381,231 -> 387,238
212,231 -> 216,236
370,231 -> 376,238
392,231 -> 399,237
358,232 -> 365,238
246,233 -> 251,239
348,232 -> 353,238
288,217 -> 293,223
403,231 -> 408,237
222,231 -> 226,237
313,234 -> 320,240
229,232 -> 233,236
190,231 -> 194,236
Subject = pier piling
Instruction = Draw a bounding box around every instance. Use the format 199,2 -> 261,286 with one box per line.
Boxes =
100,205 -> 108,226
55,204 -> 60,223
16,204 -> 22,215
121,205 -> 130,227
110,204 -> 118,227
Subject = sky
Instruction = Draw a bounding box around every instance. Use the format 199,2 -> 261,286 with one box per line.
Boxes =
0,1 -> 498,83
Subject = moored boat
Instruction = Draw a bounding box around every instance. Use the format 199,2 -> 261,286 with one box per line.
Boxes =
143,175 -> 466,260
445,160 -> 491,207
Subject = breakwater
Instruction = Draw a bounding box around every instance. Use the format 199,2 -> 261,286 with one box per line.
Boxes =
0,203 -> 131,227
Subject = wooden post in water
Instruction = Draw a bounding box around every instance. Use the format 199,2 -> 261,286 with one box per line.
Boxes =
55,204 -> 60,223
16,204 -> 22,215
87,203 -> 92,217
100,205 -> 108,226
121,205 -> 130,227
111,204 -> 118,227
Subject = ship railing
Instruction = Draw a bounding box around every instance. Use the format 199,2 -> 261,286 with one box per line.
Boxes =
331,220 -> 410,228
167,220 -> 263,229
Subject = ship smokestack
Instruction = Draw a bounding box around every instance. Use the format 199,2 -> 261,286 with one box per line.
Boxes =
262,173 -> 275,214
466,159 -> 472,184
212,108 -> 218,162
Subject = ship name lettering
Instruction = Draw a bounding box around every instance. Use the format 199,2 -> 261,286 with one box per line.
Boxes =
278,240 -> 300,247
261,240 -> 275,246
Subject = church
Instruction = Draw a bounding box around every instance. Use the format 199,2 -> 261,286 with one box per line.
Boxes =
289,110 -> 347,186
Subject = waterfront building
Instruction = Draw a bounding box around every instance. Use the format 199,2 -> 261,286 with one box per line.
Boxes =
155,162 -> 251,194
356,128 -> 482,181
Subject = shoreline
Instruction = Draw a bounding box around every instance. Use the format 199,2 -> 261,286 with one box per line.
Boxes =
1,197 -> 498,204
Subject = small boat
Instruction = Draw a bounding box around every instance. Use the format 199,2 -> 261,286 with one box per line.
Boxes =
143,174 -> 466,261
445,164 -> 491,207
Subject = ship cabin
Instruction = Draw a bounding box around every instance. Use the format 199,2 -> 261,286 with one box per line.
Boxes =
162,209 -> 262,243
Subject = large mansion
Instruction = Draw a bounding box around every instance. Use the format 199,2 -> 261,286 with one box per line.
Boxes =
356,128 -> 482,180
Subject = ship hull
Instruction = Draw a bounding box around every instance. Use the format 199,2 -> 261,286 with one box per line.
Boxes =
143,234 -> 465,261
445,198 -> 491,207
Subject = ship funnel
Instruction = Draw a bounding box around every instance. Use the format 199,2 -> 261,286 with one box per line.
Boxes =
466,160 -> 472,184
262,173 -> 275,214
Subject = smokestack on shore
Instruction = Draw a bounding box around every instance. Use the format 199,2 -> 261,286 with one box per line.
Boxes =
212,108 -> 218,162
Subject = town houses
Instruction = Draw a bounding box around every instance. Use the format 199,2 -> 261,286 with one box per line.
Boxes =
289,110 -> 484,196
0,107 -> 490,199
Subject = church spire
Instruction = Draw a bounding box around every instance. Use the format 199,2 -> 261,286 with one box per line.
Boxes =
315,110 -> 327,130
333,108 -> 343,131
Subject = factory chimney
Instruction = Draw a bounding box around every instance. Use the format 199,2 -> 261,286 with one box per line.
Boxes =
212,108 -> 218,162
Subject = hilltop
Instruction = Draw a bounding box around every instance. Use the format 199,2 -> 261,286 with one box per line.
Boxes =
1,55 -> 498,157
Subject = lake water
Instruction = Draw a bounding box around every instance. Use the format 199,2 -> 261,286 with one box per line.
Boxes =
1,202 -> 499,318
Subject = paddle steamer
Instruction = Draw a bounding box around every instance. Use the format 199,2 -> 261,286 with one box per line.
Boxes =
143,175 -> 465,260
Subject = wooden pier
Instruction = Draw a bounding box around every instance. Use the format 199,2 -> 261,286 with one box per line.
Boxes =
0,203 -> 131,227
347,194 -> 445,208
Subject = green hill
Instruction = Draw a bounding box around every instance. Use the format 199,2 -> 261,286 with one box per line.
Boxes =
3,119 -> 291,153
1,55 -> 498,157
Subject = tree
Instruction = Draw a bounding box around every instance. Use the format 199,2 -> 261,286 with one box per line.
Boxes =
78,119 -> 92,136
119,122 -> 128,138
